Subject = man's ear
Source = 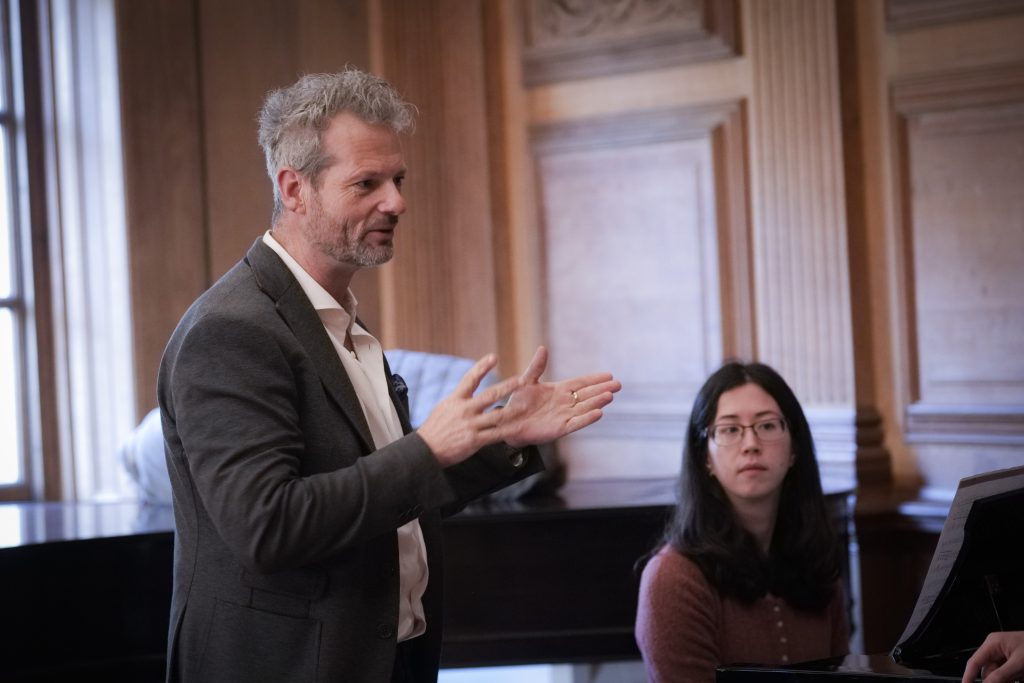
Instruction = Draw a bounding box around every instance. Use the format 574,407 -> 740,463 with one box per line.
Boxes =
277,167 -> 306,214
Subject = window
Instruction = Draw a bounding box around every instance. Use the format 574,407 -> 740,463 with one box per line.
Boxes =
0,0 -> 28,497
1,0 -> 135,502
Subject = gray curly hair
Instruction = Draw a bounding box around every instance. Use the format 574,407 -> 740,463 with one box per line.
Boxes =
257,67 -> 416,223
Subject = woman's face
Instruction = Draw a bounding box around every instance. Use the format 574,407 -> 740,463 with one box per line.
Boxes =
705,382 -> 794,509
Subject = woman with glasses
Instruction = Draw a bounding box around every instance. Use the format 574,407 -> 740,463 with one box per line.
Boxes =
635,361 -> 848,683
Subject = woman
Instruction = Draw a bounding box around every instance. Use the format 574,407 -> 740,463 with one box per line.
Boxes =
635,361 -> 849,682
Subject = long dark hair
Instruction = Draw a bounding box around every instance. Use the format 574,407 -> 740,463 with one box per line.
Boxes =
655,361 -> 840,612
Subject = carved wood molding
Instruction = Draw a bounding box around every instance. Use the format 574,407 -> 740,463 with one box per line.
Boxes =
807,407 -> 891,485
885,0 -> 1024,32
892,61 -> 1024,114
532,100 -> 735,149
521,0 -> 739,85
905,403 -> 1024,444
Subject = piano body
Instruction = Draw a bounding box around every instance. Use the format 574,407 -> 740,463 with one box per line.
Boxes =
0,479 -> 853,681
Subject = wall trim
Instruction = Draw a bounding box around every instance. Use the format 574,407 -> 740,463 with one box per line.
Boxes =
521,0 -> 739,85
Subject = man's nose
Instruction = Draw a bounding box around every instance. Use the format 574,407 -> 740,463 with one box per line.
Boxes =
380,181 -> 406,215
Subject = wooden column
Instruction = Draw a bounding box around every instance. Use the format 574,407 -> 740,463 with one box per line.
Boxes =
747,0 -> 860,481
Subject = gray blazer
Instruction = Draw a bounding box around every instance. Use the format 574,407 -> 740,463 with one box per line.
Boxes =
158,239 -> 539,682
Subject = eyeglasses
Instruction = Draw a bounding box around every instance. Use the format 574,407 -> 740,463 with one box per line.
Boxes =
704,417 -> 787,447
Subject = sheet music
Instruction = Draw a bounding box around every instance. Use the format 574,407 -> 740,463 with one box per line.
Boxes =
896,465 -> 1024,649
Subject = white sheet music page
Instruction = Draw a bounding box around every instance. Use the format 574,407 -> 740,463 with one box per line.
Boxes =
895,464 -> 1024,649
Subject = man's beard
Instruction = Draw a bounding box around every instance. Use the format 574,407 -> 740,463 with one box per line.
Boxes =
306,197 -> 396,268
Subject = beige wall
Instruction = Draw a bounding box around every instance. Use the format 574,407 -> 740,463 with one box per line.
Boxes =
118,0 -> 1024,494
844,0 -> 1024,492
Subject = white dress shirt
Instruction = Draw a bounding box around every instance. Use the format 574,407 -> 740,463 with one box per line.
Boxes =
263,231 -> 428,642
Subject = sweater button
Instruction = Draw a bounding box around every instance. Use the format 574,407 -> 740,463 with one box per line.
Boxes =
377,623 -> 394,639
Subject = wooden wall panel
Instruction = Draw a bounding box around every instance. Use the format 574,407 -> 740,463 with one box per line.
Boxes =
481,1 -> 546,375
907,105 -> 1024,405
373,0 -> 500,360
532,105 -> 748,479
118,0 -> 376,413
892,65 -> 1024,487
198,0 -> 373,282
116,0 -> 207,417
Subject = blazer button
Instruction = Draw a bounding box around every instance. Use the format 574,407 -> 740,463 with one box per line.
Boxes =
377,623 -> 394,639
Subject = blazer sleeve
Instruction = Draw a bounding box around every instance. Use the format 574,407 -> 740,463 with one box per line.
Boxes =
438,442 -> 543,518
162,310 -> 462,574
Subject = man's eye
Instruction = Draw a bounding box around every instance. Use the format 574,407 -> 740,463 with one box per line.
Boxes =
356,179 -> 374,190
394,175 -> 405,189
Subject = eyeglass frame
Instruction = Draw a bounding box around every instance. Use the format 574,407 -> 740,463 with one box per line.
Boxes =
702,417 -> 788,446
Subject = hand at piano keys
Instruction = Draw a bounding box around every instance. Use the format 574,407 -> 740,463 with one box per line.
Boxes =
962,631 -> 1024,683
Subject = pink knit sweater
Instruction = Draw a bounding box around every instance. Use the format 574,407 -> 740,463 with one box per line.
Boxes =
635,546 -> 850,683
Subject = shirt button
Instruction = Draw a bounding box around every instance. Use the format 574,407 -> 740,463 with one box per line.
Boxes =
781,655 -> 789,663
376,623 -> 394,639
777,620 -> 784,628
773,605 -> 781,613
780,636 -> 788,644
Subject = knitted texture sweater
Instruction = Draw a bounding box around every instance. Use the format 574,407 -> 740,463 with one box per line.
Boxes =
636,546 -> 850,683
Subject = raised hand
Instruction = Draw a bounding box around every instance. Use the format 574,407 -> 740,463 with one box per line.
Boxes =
416,347 -> 621,468
494,346 -> 621,448
416,353 -> 524,468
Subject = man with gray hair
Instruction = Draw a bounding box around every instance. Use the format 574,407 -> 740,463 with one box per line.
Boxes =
158,67 -> 620,683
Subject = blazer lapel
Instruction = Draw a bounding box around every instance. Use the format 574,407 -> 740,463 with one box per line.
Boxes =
245,238 -> 375,453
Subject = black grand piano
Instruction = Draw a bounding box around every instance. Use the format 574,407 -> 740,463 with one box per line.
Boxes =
718,467 -> 1024,682
0,479 -> 856,681
1,479 -> 675,680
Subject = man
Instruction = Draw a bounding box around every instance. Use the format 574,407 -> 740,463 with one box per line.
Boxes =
158,68 -> 620,683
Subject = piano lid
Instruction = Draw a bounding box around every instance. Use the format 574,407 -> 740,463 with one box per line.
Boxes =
892,465 -> 1024,668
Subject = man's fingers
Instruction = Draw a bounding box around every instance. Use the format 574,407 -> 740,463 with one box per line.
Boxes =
566,372 -> 619,393
564,408 -> 604,435
472,375 -> 522,409
520,346 -> 548,384
452,353 -> 499,398
574,391 -> 616,414
568,379 -> 622,405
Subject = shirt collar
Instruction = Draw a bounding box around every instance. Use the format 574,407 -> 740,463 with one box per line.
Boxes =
262,230 -> 359,326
